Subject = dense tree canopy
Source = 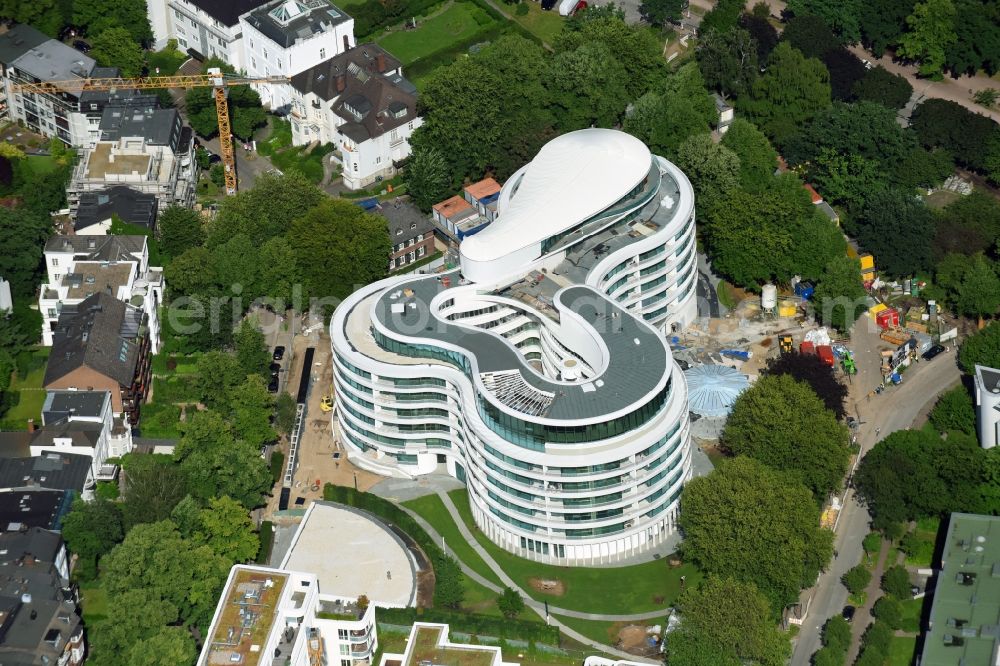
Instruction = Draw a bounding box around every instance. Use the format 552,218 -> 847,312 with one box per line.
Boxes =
547,42 -> 629,131
852,67 -> 914,110
674,134 -> 741,212
782,14 -> 840,58
60,498 -> 124,574
186,60 -> 265,140
911,99 -> 999,172
855,429 -> 994,531
813,255 -> 869,333
696,28 -> 759,99
624,64 -> 716,159
720,119 -> 778,192
90,27 -> 145,77
959,321 -> 1000,372
207,171 -> 323,248
639,0 -> 685,27
858,0 -> 915,56
72,0 -> 153,44
934,192 -> 1000,256
723,374 -> 850,499
0,206 -> 52,298
666,577 -> 790,666
855,190 -> 935,275
739,43 -> 831,143
404,148 -> 450,213
766,352 -> 849,420
157,206 -> 205,260
928,386 -> 976,436
945,0 -> 1000,76
786,0 -> 863,43
679,456 -> 834,612
120,454 -> 188,529
898,0 -> 958,76
821,48 -> 868,101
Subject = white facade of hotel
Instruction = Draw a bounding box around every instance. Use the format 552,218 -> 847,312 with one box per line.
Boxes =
330,130 -> 698,565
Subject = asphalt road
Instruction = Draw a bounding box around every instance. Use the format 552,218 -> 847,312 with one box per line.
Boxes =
789,318 -> 961,665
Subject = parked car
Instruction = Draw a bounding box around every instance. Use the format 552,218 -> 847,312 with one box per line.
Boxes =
922,344 -> 946,361
842,606 -> 856,622
269,362 -> 281,374
273,346 -> 286,361
72,40 -> 90,53
267,375 -> 280,393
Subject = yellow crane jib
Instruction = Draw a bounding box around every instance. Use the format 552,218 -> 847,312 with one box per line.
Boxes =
9,70 -> 289,195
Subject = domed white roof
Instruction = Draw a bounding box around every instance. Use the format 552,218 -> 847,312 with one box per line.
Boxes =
460,129 -> 651,271
684,364 -> 750,418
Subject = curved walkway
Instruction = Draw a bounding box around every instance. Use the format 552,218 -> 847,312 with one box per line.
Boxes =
400,490 -> 666,663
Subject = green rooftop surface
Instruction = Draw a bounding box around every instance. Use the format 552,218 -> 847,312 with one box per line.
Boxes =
920,512 -> 1000,666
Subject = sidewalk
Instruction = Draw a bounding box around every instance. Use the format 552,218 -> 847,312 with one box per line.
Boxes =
846,539 -> 890,663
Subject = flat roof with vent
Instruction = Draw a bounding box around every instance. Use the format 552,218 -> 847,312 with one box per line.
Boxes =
920,512 -> 1000,665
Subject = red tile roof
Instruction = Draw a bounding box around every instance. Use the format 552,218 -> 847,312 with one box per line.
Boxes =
803,184 -> 823,204
463,178 -> 501,201
432,195 -> 472,219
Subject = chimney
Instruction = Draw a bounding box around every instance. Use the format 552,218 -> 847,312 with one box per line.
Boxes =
27,419 -> 35,433
376,53 -> 385,72
336,75 -> 346,92
343,35 -> 349,51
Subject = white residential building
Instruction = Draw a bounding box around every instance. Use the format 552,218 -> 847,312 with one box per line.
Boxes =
974,364 -> 1000,449
39,235 -> 165,353
32,390 -> 134,484
148,0 -> 266,69
290,44 -> 420,190
241,0 -> 356,111
330,129 -> 699,566
67,101 -> 196,212
199,565 -> 378,666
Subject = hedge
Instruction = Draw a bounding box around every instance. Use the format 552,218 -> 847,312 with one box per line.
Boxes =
322,484 -> 464,608
270,451 -> 286,485
256,520 -> 275,564
378,606 -> 559,645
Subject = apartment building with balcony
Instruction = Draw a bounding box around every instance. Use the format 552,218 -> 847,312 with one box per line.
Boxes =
43,292 -> 153,426
289,44 -> 421,190
67,100 -> 196,211
241,0 -> 356,112
199,565 -> 378,666
39,235 -> 164,352
330,129 -> 698,565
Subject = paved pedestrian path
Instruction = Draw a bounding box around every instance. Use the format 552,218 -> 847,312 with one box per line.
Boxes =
846,539 -> 891,664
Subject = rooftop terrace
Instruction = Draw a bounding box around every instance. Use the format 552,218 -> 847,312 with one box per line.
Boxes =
60,262 -> 134,300
84,143 -> 151,180
405,625 -> 498,666
204,569 -> 287,666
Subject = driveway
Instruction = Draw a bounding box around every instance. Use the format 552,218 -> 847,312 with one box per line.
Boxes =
789,318 -> 961,665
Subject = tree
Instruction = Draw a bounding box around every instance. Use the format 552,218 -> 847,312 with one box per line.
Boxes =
194,351 -> 244,409
639,0 -> 685,27
679,457 -> 834,611
235,319 -> 270,380
863,531 -> 883,556
120,453 -> 188,529
432,554 -> 465,609
911,98 -> 996,171
696,28 -> 759,99
937,192 -> 1000,253
822,48 -> 868,101
228,375 -> 277,449
872,597 -> 903,629
175,410 -> 271,508
945,2 -> 1000,76
766,352 -> 849,419
959,321 -> 1000,372
100,520 -> 229,629
125,627 -> 198,666
664,627 -> 741,666
824,615 -> 852,653
0,0 -> 66,36
86,589 -> 181,666
853,66 -> 913,110
929,386 -> 976,435
186,60 -> 266,140
898,0 -> 958,76
723,374 -> 850,499
194,496 -> 260,563
257,236 -> 301,308
0,206 -> 52,297
674,134 -> 741,212
859,0 -> 915,56
739,13 -> 780,64
895,146 -> 954,190
809,151 -> 886,214
275,393 -> 298,435
208,170 -> 322,248
213,233 -> 261,299
547,42 -> 628,131
162,293 -> 236,353
60,498 -> 124,573
90,27 -> 145,77
855,429 -> 987,530
72,0 -> 152,44
158,206 -> 204,260
721,119 -> 777,191
952,254 -> 1000,321
786,0 -> 863,43
497,586 -> 525,619
405,148 -> 451,213
881,565 -> 912,598
169,494 -> 203,538
782,14 -> 840,58
698,0 -> 745,34
738,42 -> 831,143
288,198 -> 390,303
813,255 -> 868,333
856,190 -> 935,275
163,246 -> 217,298
841,564 -> 872,595
669,576 -> 790,666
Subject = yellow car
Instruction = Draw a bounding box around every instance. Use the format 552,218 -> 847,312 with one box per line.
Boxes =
320,395 -> 334,412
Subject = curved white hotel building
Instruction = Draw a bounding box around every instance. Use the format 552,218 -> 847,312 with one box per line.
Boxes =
330,129 -> 698,565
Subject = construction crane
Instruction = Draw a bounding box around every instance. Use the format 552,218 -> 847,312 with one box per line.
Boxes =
11,69 -> 289,195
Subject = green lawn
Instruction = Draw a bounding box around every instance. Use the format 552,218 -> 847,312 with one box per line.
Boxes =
403,494 -> 503,586
146,46 -> 188,74
25,154 -> 57,175
554,615 -> 644,645
446,489 -> 701,614
887,635 -> 917,666
377,2 -> 497,65
80,583 -> 109,624
902,517 -> 940,568
508,2 -> 564,43
151,352 -> 202,376
3,349 -> 50,429
899,597 -> 924,634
